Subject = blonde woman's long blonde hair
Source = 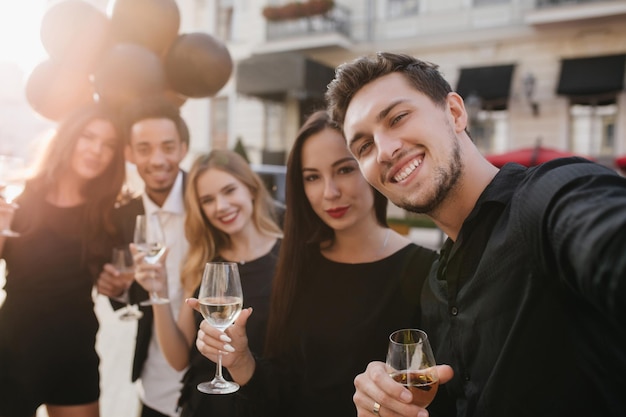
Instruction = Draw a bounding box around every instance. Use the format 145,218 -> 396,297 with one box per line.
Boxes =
181,150 -> 283,293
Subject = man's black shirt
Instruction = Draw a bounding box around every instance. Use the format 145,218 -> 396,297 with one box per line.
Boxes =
423,158 -> 626,417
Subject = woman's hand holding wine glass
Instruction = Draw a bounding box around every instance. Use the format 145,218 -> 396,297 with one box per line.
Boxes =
0,155 -> 27,238
186,298 -> 258,387
196,261 -> 243,394
112,245 -> 144,321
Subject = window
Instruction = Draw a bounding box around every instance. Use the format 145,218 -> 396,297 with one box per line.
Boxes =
387,0 -> 419,19
469,110 -> 508,154
569,103 -> 616,157
474,0 -> 510,5
557,54 -> 626,97
456,65 -> 515,112
557,54 -> 624,158
211,97 -> 229,149
216,0 -> 234,42
264,101 -> 286,152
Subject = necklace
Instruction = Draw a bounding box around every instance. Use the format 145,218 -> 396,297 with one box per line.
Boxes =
381,228 -> 391,250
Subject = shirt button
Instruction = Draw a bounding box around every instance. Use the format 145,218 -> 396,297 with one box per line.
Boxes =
450,306 -> 459,316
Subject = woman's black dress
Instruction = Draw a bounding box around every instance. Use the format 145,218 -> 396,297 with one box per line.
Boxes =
0,196 -> 107,416
178,241 -> 281,417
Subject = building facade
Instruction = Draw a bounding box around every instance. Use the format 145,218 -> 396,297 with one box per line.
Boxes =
178,0 -> 626,171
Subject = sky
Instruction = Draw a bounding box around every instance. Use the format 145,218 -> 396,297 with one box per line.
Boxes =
0,0 -> 108,71
0,2 -> 52,158
0,1 -> 49,74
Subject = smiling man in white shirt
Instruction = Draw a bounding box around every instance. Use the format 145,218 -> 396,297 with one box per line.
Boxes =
97,97 -> 190,417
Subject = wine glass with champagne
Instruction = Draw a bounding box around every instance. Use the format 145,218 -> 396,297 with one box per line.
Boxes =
386,329 -> 439,408
197,261 -> 243,394
112,245 -> 143,321
133,214 -> 169,305
0,155 -> 27,237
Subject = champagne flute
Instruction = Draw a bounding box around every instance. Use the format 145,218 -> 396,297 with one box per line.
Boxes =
386,329 -> 439,408
0,155 -> 27,237
134,214 -> 169,305
112,245 -> 144,321
197,262 -> 243,394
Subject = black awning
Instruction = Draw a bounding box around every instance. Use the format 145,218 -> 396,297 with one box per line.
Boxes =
557,54 -> 626,104
236,52 -> 335,101
455,64 -> 515,111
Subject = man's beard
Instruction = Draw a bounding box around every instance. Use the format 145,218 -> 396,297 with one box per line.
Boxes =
397,133 -> 463,216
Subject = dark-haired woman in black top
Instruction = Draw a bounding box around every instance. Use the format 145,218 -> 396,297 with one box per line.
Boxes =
191,111 -> 436,417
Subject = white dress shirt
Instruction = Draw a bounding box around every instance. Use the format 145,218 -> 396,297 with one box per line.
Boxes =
137,172 -> 189,416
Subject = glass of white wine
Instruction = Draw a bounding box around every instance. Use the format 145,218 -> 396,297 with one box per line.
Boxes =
386,329 -> 439,409
197,261 -> 243,394
112,245 -> 143,321
0,155 -> 27,237
133,214 -> 169,306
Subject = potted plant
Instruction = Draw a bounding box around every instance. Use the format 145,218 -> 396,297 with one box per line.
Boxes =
262,5 -> 283,20
303,0 -> 334,16
387,214 -> 437,235
281,2 -> 305,19
262,0 -> 334,22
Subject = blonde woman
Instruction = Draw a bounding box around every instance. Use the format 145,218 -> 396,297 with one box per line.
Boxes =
133,149 -> 282,416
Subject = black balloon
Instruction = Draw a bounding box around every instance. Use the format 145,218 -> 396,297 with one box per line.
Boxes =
25,59 -> 95,121
40,0 -> 110,72
109,0 -> 180,56
163,89 -> 188,108
93,43 -> 167,110
164,32 -> 233,98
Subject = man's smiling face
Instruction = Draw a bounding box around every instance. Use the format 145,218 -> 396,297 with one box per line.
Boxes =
343,72 -> 464,214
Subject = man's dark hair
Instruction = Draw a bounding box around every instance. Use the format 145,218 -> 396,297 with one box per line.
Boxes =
121,96 -> 190,146
326,52 -> 453,127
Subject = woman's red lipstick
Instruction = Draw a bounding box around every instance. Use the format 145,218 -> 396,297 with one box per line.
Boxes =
326,207 -> 349,219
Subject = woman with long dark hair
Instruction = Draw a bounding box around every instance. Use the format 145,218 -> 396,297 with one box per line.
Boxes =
0,103 -> 126,417
192,111 -> 437,417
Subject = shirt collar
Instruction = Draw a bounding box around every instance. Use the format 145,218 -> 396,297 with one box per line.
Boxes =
474,163 -> 528,208
142,171 -> 185,216
454,163 -> 528,248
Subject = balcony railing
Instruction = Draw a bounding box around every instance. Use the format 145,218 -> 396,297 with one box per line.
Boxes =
536,0 -> 619,7
526,0 -> 626,25
265,4 -> 351,40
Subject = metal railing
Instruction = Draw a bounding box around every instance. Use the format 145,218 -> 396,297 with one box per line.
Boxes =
266,4 -> 351,40
536,0 -> 619,8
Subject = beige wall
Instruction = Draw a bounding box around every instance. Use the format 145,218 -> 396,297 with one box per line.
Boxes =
188,0 -> 626,164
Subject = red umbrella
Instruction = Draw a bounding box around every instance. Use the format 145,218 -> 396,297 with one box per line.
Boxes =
485,145 -> 590,168
615,155 -> 626,170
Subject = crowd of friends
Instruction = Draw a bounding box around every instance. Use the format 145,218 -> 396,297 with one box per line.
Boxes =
0,51 -> 625,417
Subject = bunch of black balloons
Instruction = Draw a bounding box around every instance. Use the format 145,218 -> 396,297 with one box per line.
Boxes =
26,0 -> 233,120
